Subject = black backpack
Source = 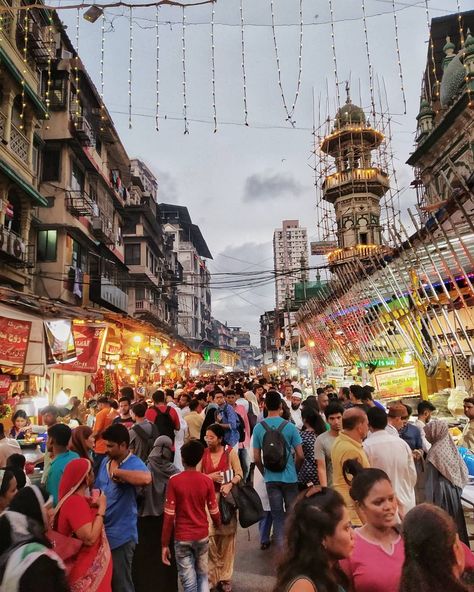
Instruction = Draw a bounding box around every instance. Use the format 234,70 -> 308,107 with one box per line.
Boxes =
261,420 -> 289,472
132,423 -> 159,461
154,406 -> 175,441
231,482 -> 264,528
236,413 -> 246,443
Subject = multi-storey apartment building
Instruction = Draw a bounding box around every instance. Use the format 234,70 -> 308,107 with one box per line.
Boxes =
160,204 -> 212,344
211,318 -> 236,350
0,1 -> 50,290
35,25 -> 130,314
273,220 -> 309,310
124,159 -> 179,332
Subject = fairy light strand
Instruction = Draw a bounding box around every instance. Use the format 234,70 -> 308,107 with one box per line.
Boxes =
270,0 -> 304,126
74,8 -> 80,119
128,6 -> 133,129
100,11 -> 105,132
182,6 -> 188,134
456,1 -> 471,108
45,10 -> 54,120
155,5 -> 160,131
361,0 -> 376,123
424,0 -> 439,102
328,0 -> 340,108
240,0 -> 248,126
20,8 -> 28,131
391,0 -> 406,114
210,2 -> 217,132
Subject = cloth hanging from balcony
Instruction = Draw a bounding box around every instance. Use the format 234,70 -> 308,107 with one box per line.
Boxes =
73,268 -> 83,299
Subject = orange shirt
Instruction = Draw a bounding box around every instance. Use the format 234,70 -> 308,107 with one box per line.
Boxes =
94,408 -> 114,454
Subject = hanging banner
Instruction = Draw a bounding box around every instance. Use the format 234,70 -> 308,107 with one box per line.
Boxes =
52,325 -> 107,374
0,316 -> 32,370
44,319 -> 76,364
374,365 -> 420,399
0,375 -> 12,394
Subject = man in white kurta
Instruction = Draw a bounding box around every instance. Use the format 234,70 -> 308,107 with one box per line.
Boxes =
364,407 -> 417,517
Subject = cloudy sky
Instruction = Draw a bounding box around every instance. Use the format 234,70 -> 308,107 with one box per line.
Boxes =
59,0 -> 461,343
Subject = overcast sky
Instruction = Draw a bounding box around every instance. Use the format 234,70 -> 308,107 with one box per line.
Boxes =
58,0 -> 461,344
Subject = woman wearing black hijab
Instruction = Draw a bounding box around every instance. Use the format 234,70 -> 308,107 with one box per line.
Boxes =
0,485 -> 69,592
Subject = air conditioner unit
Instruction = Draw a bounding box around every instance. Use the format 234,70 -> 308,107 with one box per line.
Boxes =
7,236 -> 24,259
61,49 -> 73,60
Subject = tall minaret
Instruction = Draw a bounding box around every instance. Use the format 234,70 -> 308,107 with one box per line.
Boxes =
321,86 -> 390,266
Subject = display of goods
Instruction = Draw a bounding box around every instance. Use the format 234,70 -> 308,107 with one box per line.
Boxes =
447,387 -> 469,417
0,402 -> 12,420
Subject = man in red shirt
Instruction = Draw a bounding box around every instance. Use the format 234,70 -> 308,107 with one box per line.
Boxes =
162,440 -> 220,592
145,390 -> 180,439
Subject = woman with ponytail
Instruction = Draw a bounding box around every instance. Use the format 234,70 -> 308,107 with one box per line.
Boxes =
273,486 -> 353,592
400,504 -> 473,592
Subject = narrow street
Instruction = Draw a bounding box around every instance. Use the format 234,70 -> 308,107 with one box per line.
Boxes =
232,525 -> 277,592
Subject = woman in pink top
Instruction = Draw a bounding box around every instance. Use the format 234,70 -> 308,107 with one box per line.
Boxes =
340,461 -> 403,592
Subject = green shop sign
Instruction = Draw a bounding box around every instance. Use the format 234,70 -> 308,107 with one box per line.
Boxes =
356,358 -> 396,368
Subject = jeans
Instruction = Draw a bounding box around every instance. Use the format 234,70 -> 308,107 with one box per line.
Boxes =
258,511 -> 273,545
265,482 -> 299,547
174,537 -> 210,592
238,448 -> 250,482
112,540 -> 136,592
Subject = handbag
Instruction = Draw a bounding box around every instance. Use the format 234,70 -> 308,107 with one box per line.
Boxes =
47,530 -> 83,574
218,491 -> 237,525
231,482 -> 264,528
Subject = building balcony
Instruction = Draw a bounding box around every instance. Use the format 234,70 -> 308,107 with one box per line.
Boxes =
91,216 -> 114,245
65,190 -> 96,218
134,299 -> 166,324
90,274 -> 128,313
323,167 -> 390,203
70,114 -> 95,147
0,226 -> 34,268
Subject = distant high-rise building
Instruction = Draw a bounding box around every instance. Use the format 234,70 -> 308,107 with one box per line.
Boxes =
273,220 -> 309,310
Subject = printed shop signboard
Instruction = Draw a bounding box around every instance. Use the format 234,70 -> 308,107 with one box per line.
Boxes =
374,365 -> 420,399
52,325 -> 107,374
0,315 -> 32,370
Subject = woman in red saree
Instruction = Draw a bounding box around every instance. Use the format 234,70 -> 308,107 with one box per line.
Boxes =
54,458 -> 112,592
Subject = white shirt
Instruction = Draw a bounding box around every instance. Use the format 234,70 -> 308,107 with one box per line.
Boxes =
364,430 -> 417,514
290,406 -> 303,430
385,423 -> 399,437
0,437 -> 21,466
414,419 -> 431,452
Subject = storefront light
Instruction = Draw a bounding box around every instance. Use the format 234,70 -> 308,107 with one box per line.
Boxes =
33,397 -> 49,411
125,368 -> 131,375
190,368 -> 199,377
403,351 -> 413,364
117,363 -> 123,370
55,389 -> 69,406
133,335 -> 142,343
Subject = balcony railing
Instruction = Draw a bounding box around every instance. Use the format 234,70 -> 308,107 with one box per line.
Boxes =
10,123 -> 30,166
0,226 -> 34,268
134,299 -> 166,322
91,216 -> 114,244
323,167 -> 390,192
66,190 -> 96,218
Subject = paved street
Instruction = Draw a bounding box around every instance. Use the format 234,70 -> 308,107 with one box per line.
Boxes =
232,525 -> 277,592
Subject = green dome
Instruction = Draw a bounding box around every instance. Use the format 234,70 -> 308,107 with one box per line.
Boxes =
440,52 -> 466,107
465,29 -> 474,54
443,36 -> 455,53
335,102 -> 366,128
416,98 -> 435,120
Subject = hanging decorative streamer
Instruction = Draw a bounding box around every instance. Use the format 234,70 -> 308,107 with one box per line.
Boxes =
456,0 -> 465,46
361,0 -> 376,123
328,0 -> 340,109
391,0 -> 406,115
155,5 -> 160,131
20,8 -> 28,131
424,0 -> 439,102
270,0 -> 303,126
182,6 -> 188,134
74,8 -> 80,118
239,0 -> 249,126
0,10 -> 3,44
100,11 -> 105,132
128,6 -> 133,129
455,1 -> 471,108
210,2 -> 217,132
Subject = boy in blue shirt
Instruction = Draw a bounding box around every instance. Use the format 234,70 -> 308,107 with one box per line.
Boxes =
253,390 -> 304,548
95,423 -> 151,592
45,423 -> 79,505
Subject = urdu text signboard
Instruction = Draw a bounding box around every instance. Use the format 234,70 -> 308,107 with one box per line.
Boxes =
374,365 -> 420,399
52,325 -> 107,374
0,315 -> 32,370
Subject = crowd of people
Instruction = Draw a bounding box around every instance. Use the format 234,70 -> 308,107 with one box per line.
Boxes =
0,377 -> 473,592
